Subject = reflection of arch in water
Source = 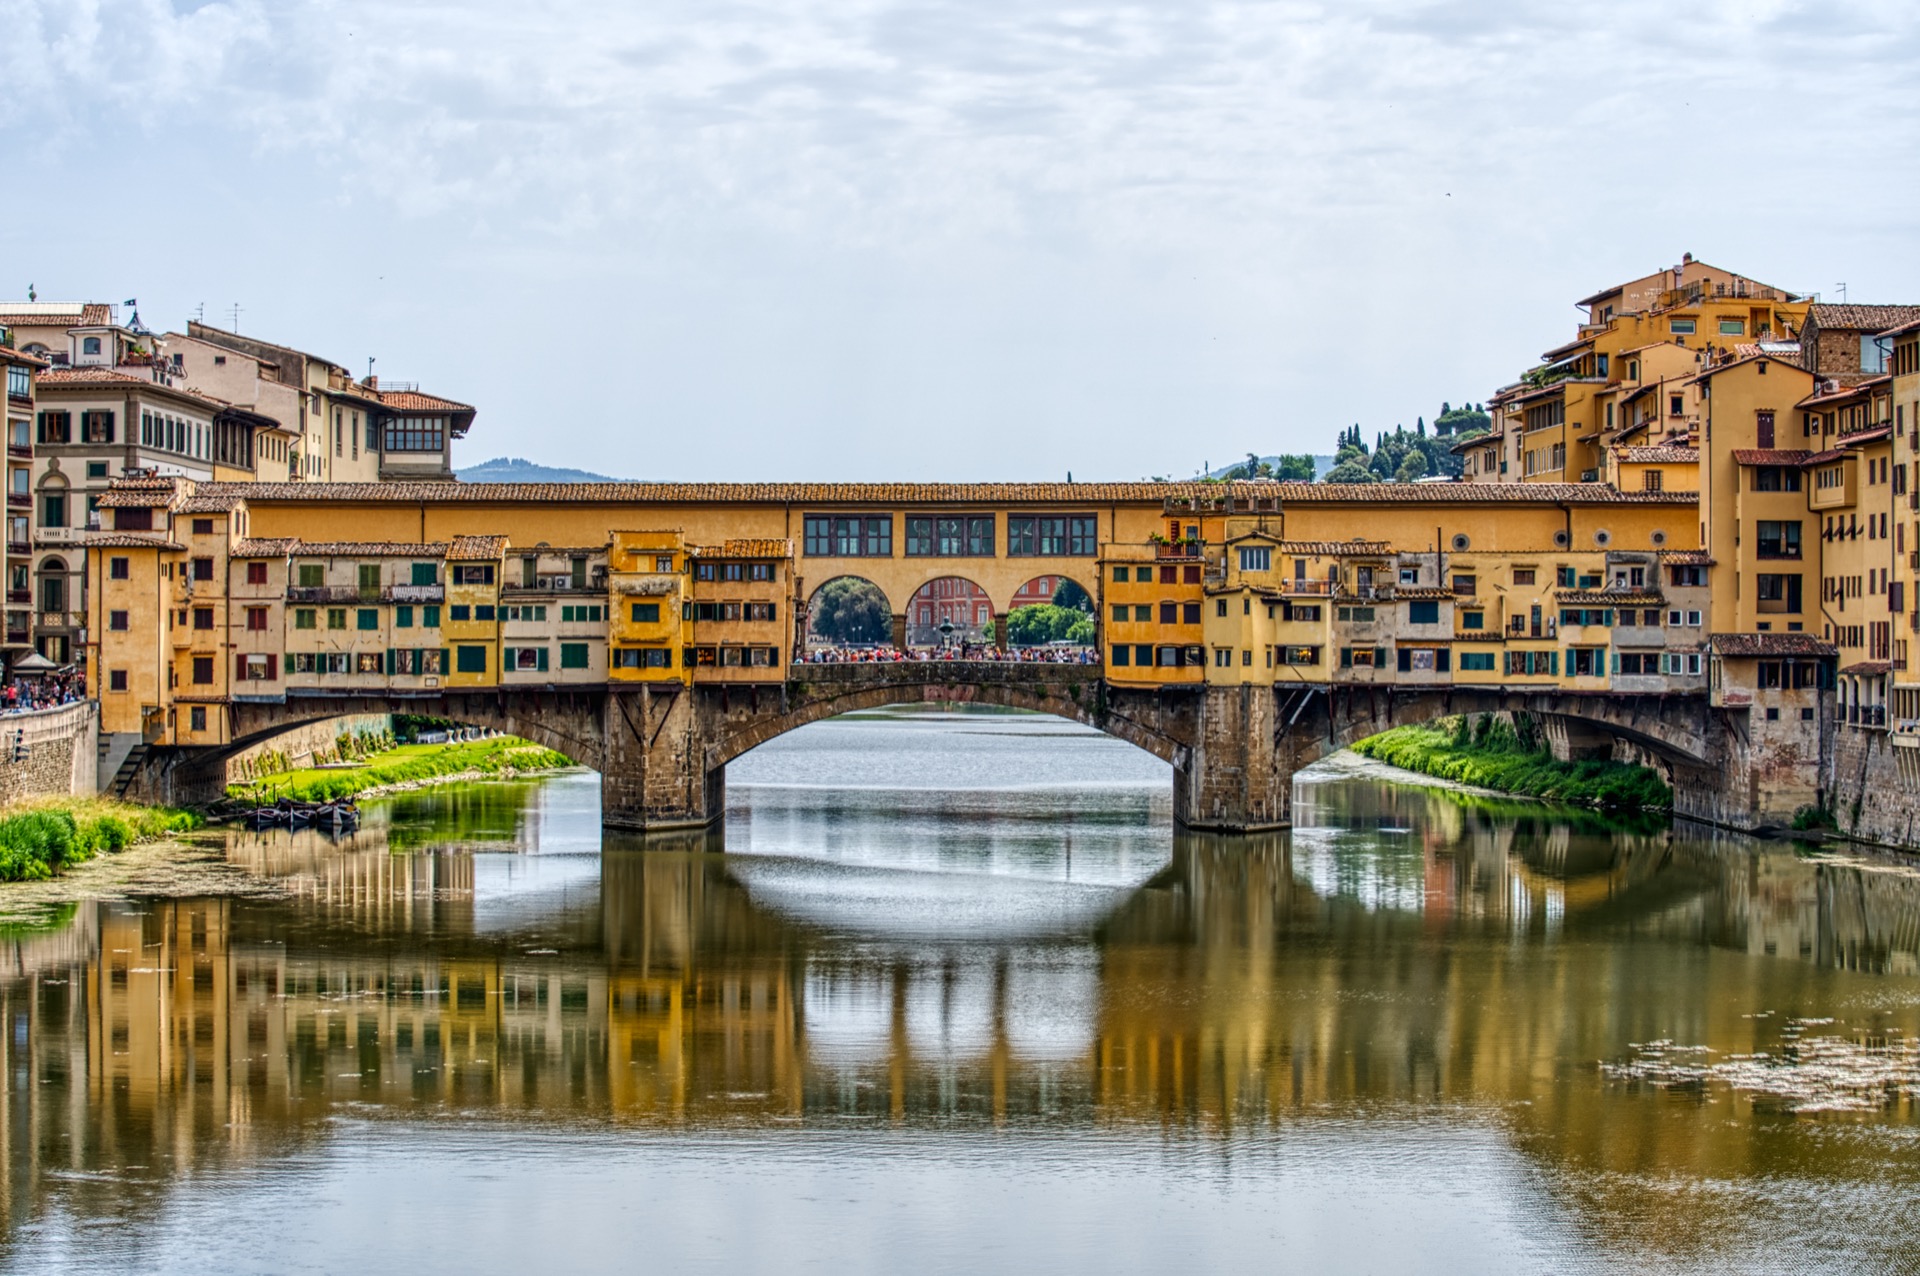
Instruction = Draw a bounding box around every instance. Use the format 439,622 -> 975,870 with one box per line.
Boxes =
805,575 -> 893,646
904,575 -> 993,647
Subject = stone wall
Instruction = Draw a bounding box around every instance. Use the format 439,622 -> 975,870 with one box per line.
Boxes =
225,715 -> 393,784
1827,726 -> 1920,848
0,701 -> 98,806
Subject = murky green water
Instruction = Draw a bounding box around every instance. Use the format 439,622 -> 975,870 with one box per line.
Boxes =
3,707 -> 1919,1273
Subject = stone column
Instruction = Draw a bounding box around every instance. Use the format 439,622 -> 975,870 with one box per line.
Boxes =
1174,683 -> 1290,831
994,612 -> 1010,652
601,685 -> 722,831
890,612 -> 908,651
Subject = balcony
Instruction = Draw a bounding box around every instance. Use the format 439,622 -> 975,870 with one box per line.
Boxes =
502,579 -> 604,595
1283,579 -> 1335,595
1153,542 -> 1203,561
39,611 -> 76,631
3,632 -> 24,646
5,493 -> 27,511
5,590 -> 24,605
286,586 -> 377,604
6,542 -> 25,557
6,444 -> 28,461
384,584 -> 445,603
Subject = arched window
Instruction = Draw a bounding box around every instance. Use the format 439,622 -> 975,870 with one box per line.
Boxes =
81,336 -> 101,356
37,557 -> 67,613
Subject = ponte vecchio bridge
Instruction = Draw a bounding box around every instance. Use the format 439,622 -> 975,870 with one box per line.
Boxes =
85,479 -> 1824,832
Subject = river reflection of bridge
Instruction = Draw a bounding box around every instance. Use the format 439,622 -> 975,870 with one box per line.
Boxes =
4,778 -> 1920,1252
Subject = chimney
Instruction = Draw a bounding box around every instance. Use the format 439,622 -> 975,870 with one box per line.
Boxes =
367,374 -> 379,391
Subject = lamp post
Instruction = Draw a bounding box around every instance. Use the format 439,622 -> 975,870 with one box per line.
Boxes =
938,618 -> 954,658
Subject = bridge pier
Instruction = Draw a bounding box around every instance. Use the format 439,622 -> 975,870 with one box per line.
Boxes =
1173,685 -> 1292,831
601,686 -> 726,830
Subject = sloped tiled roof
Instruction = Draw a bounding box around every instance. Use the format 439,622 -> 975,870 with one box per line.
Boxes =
1798,377 -> 1891,409
446,534 -> 510,561
85,532 -> 184,550
0,345 -> 49,369
231,538 -> 301,558
96,488 -> 180,509
1616,446 -> 1698,464
1710,633 -> 1836,658
1840,661 -> 1892,677
0,304 -> 110,329
697,538 -> 793,558
177,492 -> 245,513
1730,449 -> 1814,466
189,480 -> 1695,507
292,542 -> 449,558
377,389 -> 473,413
1808,304 -> 1920,331
1658,549 -> 1713,565
34,367 -> 229,409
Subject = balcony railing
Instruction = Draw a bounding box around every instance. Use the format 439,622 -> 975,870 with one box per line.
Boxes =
1153,542 -> 1203,560
1283,580 -> 1335,595
3,632 -> 24,646
5,494 -> 27,511
6,445 -> 28,460
5,590 -> 25,605
383,584 -> 444,603
286,586 -> 379,604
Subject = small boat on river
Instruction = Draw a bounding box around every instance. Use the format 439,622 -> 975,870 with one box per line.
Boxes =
244,797 -> 360,833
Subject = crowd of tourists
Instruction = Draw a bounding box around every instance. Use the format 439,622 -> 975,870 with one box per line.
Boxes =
801,644 -> 1099,665
3,671 -> 84,714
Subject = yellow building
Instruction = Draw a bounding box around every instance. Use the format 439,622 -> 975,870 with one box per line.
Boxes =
608,531 -> 690,685
444,535 -> 508,689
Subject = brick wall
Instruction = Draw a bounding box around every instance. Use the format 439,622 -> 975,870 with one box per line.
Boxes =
0,702 -> 98,806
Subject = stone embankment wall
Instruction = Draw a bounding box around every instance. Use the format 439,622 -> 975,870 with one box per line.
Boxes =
1827,728 -> 1920,849
225,715 -> 393,784
0,702 -> 98,805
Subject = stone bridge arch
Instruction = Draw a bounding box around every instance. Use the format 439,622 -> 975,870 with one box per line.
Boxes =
704,666 -> 1179,771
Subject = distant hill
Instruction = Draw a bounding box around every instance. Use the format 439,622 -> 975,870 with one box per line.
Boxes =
1202,455 -> 1337,480
456,456 -> 625,484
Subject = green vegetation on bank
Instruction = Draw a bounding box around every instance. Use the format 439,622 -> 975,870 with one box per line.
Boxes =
228,736 -> 575,804
0,798 -> 202,883
1351,715 -> 1672,811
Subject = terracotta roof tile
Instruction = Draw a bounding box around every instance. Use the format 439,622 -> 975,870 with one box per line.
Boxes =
1731,449 -> 1814,466
446,534 -> 509,561
1555,590 -> 1665,606
1840,661 -> 1892,676
1658,549 -> 1713,565
96,489 -> 180,509
1710,633 -> 1836,658
1616,446 -> 1698,464
85,532 -> 184,550
189,480 -> 1695,507
1808,304 -> 1920,332
176,493 -> 244,513
0,345 -> 49,369
232,538 -> 301,558
376,389 -> 473,413
1836,426 -> 1893,449
0,304 -> 110,329
293,542 -> 449,558
1798,377 -> 1892,409
33,367 -> 229,410
1275,540 -> 1394,556
696,538 -> 794,558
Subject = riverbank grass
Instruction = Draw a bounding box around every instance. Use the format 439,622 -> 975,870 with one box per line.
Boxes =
228,736 -> 574,803
1351,715 -> 1671,811
0,798 -> 202,883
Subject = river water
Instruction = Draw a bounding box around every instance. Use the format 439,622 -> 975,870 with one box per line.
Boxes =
3,707 -> 1919,1274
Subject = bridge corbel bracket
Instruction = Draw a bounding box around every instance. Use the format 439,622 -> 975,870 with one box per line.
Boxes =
646,687 -> 680,751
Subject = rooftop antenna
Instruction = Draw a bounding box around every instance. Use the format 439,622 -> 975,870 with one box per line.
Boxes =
229,302 -> 242,332
368,356 -> 376,383
1837,283 -> 1848,303
194,302 -> 205,323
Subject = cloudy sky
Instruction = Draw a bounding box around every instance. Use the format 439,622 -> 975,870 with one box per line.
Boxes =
5,0 -> 1916,480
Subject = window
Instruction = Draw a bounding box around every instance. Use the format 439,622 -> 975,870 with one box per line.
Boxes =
507,646 -> 550,672
803,515 -> 893,557
1568,646 -> 1607,677
1512,569 -> 1535,587
384,417 -> 446,453
904,515 -> 995,557
246,561 -> 268,584
1395,647 -> 1450,673
411,562 -> 437,586
109,557 -> 129,580
192,607 -> 213,630
631,602 -> 661,624
294,609 -> 316,630
1719,318 -> 1745,336
1756,521 -> 1801,559
395,605 -> 413,628
240,654 -> 274,681
614,648 -> 673,669
1618,652 -> 1660,675
108,670 -> 128,692
455,645 -> 488,673
1110,645 -> 1130,666
1460,651 -> 1495,672
1643,471 -> 1663,492
1112,605 -> 1128,622
1238,547 -> 1271,572
1462,611 -> 1484,630
1407,601 -> 1439,624
1669,318 -> 1696,335
1182,602 -> 1201,624
656,555 -> 675,572
1757,574 -> 1802,613
40,493 -> 65,528
1113,567 -> 1130,582
246,607 -> 268,631
357,608 -> 379,630
1216,600 -> 1228,618
452,564 -> 495,585
297,564 -> 323,588
191,558 -> 213,581
1007,514 -> 1097,556
745,602 -> 777,621
35,411 -> 70,444
448,605 -> 470,621
474,605 -> 495,621
108,610 -> 129,631
1283,647 -> 1320,666
327,608 -> 346,629
358,563 -> 382,594
85,461 -> 107,479
422,606 -> 440,628
191,656 -> 213,685
560,642 -> 590,669
189,707 -> 207,731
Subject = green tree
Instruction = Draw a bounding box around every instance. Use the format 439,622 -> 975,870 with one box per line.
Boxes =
1323,460 -> 1376,484
1051,579 -> 1093,612
1395,451 -> 1430,483
809,577 -> 891,643
1006,603 -> 1093,645
1275,454 -> 1317,481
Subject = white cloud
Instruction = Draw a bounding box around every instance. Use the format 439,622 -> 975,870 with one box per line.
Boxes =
3,0 -> 1917,478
